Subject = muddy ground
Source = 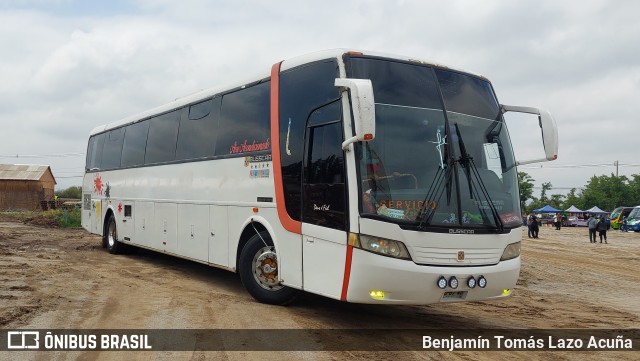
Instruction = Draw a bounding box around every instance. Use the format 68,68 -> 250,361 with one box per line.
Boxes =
0,219 -> 638,360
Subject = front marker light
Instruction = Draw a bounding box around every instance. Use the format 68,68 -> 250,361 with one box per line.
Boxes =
369,290 -> 385,300
500,241 -> 521,261
478,276 -> 487,288
357,234 -> 411,260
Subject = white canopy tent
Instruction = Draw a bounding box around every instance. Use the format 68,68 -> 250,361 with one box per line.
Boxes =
565,205 -> 584,213
584,206 -> 609,214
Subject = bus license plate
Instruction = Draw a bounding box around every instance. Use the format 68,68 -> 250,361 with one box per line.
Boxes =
442,291 -> 466,300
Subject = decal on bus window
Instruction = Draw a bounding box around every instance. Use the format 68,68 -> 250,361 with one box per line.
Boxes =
285,118 -> 292,156
429,129 -> 447,169
229,138 -> 271,154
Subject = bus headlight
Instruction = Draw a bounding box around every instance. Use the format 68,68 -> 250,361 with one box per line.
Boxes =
500,241 -> 521,261
357,234 -> 411,260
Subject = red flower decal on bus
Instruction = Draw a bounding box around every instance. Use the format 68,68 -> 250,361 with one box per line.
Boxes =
94,174 -> 103,196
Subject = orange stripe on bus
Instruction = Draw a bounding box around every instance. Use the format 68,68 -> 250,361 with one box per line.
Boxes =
340,245 -> 354,301
270,62 -> 302,234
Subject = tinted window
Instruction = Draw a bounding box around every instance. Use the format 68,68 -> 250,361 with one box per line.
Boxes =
188,98 -> 213,120
121,120 -> 150,167
145,110 -> 180,164
176,98 -> 219,160
101,128 -> 125,169
349,57 -> 442,109
279,60 -> 340,221
303,101 -> 345,230
215,81 -> 270,156
434,69 -> 500,120
86,133 -> 105,171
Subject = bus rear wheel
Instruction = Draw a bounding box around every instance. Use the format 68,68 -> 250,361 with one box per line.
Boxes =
104,214 -> 123,254
239,231 -> 299,305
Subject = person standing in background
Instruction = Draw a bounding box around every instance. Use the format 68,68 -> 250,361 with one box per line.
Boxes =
530,214 -> 540,239
597,215 -> 609,243
587,214 -> 598,243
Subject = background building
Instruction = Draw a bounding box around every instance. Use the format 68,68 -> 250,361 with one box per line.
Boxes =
0,164 -> 56,211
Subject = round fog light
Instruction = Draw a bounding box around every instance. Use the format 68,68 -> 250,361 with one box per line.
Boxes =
467,276 -> 476,288
448,276 -> 458,289
478,276 -> 487,288
437,276 -> 447,289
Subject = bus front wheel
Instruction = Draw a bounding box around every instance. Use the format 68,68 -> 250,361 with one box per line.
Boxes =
239,231 -> 299,305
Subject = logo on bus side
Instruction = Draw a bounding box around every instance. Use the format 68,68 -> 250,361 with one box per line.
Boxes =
229,138 -> 271,154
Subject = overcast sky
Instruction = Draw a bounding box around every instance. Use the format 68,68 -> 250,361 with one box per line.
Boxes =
1,0 -> 639,201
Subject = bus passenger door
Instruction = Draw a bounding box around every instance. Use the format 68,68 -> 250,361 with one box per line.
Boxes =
301,110 -> 348,298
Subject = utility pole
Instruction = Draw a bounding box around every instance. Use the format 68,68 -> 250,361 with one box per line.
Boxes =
614,160 -> 619,177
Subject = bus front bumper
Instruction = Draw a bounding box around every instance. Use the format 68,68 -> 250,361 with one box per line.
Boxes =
344,248 -> 520,305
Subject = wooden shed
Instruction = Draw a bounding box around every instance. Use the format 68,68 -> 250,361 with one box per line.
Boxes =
0,164 -> 57,211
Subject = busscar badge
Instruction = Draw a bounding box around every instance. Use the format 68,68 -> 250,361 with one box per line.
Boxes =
457,251 -> 465,261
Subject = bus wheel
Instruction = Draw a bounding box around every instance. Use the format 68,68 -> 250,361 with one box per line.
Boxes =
239,231 -> 299,305
104,215 -> 122,254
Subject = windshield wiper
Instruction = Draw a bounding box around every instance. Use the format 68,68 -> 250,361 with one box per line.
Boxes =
416,160 -> 452,230
454,124 -> 504,232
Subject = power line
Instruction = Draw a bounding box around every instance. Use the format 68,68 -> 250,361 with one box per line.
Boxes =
0,153 -> 85,158
520,162 -> 640,169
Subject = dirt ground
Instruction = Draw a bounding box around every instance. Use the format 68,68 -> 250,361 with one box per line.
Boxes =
0,219 -> 638,360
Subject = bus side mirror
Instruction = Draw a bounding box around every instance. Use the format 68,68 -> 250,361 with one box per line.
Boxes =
335,78 -> 376,150
501,105 -> 559,165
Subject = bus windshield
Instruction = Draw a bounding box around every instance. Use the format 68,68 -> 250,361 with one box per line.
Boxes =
628,207 -> 640,222
349,57 -> 521,231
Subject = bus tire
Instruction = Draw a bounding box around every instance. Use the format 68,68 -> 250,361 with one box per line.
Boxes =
239,231 -> 299,305
104,214 -> 123,254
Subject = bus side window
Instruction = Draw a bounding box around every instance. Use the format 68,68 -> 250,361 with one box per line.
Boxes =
86,133 -> 106,171
122,120 -> 150,168
215,81 -> 270,156
145,110 -> 180,164
176,97 -> 220,160
101,128 -> 125,170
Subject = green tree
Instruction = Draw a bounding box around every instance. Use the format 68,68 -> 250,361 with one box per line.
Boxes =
517,172 -> 535,212
628,174 -> 640,205
549,193 -> 566,210
581,174 -> 629,211
563,188 -> 584,210
55,186 -> 82,199
539,182 -> 552,204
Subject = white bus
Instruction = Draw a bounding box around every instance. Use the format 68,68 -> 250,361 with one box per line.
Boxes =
82,49 -> 558,305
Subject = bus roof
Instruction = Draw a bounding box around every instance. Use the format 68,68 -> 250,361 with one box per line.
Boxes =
89,49 -> 482,136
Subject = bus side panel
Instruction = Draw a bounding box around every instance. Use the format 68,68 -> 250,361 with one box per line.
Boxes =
134,201 -> 154,248
154,203 -> 177,254
301,223 -> 347,299
178,204 -> 209,263
119,200 -> 134,243
209,205 -> 229,267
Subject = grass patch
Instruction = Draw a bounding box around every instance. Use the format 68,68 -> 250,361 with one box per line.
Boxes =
0,209 -> 82,228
